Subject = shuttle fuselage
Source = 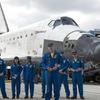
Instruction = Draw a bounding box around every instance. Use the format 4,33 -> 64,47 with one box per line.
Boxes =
0,16 -> 100,64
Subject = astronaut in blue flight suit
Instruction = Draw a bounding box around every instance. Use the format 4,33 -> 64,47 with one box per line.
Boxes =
0,53 -> 9,99
10,56 -> 22,99
70,50 -> 84,99
59,51 -> 70,98
40,62 -> 52,98
41,43 -> 61,100
23,56 -> 35,99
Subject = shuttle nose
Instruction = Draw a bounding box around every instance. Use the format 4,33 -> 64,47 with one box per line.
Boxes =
93,43 -> 100,62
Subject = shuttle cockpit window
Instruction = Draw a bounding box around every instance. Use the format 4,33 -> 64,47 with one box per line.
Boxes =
61,17 -> 79,26
48,19 -> 62,29
53,19 -> 62,28
48,20 -> 55,28
48,17 -> 79,29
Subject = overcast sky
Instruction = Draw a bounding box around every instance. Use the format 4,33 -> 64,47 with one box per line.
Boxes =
1,0 -> 100,31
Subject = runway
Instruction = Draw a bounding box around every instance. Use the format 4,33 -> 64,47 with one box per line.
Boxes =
0,83 -> 100,100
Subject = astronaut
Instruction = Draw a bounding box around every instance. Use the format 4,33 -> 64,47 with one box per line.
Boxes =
70,50 -> 84,99
0,52 -> 9,99
41,43 -> 61,100
59,51 -> 70,98
10,56 -> 22,99
23,56 -> 35,99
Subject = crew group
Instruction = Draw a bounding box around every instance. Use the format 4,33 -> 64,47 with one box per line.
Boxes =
0,43 -> 84,100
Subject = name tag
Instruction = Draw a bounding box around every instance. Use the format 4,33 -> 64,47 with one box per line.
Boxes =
30,65 -> 32,68
63,60 -> 66,63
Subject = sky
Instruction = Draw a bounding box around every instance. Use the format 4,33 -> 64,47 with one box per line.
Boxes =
1,0 -> 100,31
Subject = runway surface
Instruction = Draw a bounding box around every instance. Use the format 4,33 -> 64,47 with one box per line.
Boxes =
0,83 -> 100,100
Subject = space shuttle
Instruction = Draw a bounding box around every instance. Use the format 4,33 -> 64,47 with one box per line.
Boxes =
0,3 -> 100,65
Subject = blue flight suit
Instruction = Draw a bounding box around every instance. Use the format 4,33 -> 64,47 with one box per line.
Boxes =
23,63 -> 35,97
0,58 -> 7,98
59,57 -> 70,97
40,63 -> 52,98
41,51 -> 61,100
10,64 -> 22,98
40,67 -> 45,97
70,58 -> 84,97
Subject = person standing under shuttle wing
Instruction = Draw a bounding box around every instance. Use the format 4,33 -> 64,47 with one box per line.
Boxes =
0,52 -> 9,99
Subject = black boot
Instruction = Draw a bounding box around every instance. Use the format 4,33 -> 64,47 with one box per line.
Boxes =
12,96 -> 15,99
66,96 -> 70,99
71,96 -> 77,99
80,96 -> 85,99
3,96 -> 9,99
41,95 -> 45,98
30,96 -> 33,99
24,96 -> 28,99
16,96 -> 19,99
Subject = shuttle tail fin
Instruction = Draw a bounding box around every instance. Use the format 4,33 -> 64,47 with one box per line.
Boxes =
0,3 -> 9,34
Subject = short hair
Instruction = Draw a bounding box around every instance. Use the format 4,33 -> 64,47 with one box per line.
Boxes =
48,43 -> 53,47
14,56 -> 19,60
61,51 -> 64,54
27,56 -> 31,60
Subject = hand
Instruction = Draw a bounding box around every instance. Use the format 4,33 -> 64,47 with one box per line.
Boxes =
59,70 -> 64,74
59,71 -> 67,75
52,66 -> 57,70
76,68 -> 82,72
55,64 -> 60,68
71,68 -> 75,72
63,72 -> 67,75
48,67 -> 53,72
